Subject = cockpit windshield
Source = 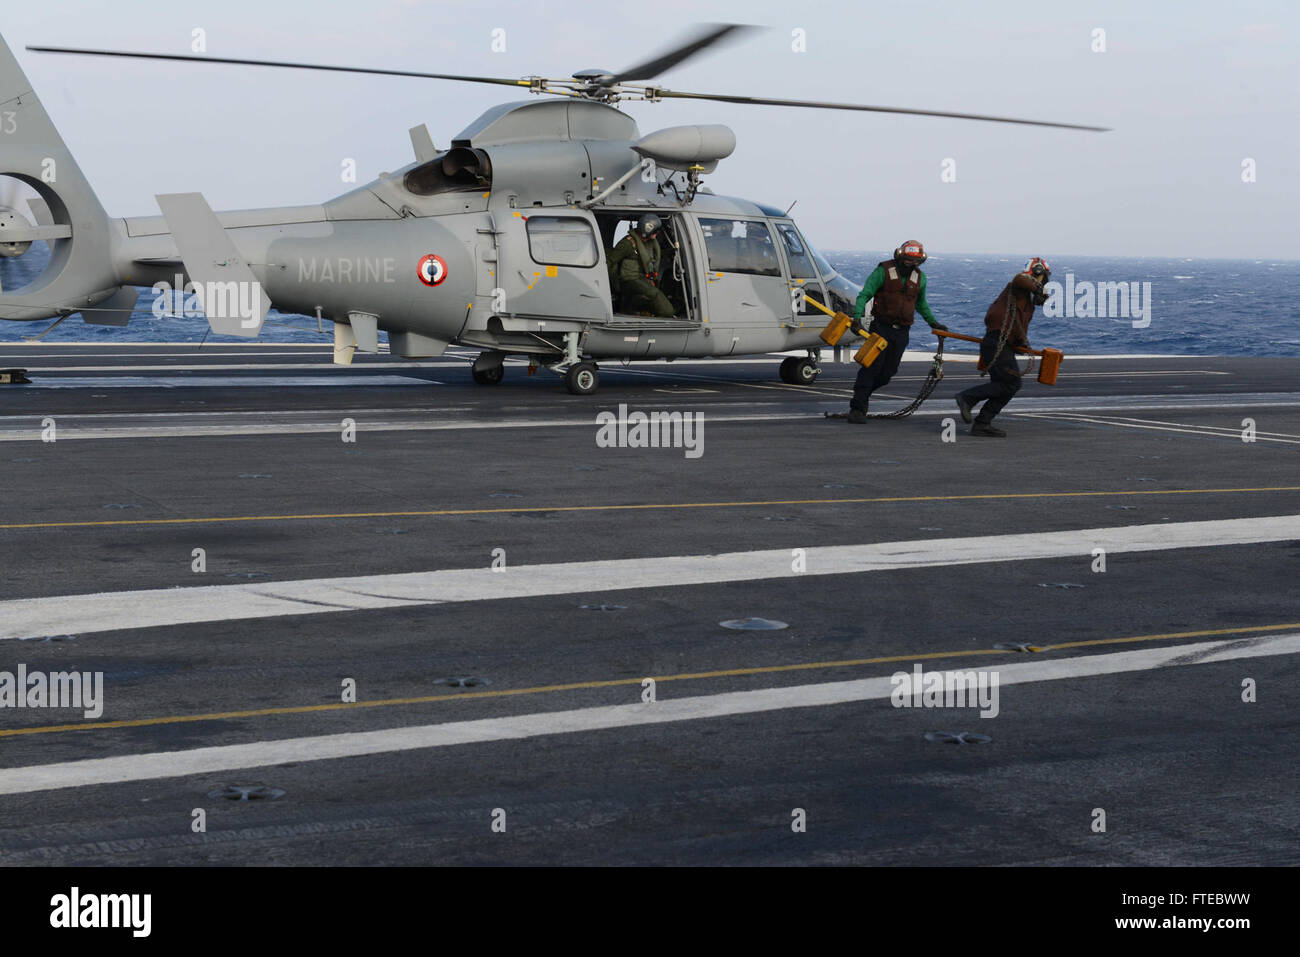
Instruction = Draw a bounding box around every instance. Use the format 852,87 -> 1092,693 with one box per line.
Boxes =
824,272 -> 860,315
776,219 -> 836,280
777,219 -> 859,312
810,245 -> 835,281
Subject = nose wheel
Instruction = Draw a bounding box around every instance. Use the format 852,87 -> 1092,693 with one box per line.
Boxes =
779,355 -> 820,385
564,361 -> 599,395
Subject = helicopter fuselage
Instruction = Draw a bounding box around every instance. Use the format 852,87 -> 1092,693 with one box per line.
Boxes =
5,91 -> 865,388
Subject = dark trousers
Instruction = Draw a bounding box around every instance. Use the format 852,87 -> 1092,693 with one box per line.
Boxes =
957,329 -> 1022,424
850,321 -> 910,412
620,278 -> 675,317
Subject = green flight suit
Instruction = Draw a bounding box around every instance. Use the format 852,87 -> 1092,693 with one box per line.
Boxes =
609,231 -> 674,318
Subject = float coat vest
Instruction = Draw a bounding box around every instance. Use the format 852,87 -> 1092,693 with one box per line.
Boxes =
870,260 -> 923,326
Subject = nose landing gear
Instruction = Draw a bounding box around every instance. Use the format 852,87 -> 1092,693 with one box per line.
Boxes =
779,350 -> 821,385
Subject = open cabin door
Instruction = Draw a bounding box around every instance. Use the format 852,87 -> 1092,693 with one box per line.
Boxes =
594,211 -> 698,325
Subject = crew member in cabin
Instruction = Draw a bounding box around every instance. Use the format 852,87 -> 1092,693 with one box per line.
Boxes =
846,240 -> 947,423
608,213 -> 675,318
955,257 -> 1051,437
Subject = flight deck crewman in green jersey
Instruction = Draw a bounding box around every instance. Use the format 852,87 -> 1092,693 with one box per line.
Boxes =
608,213 -> 675,318
846,240 -> 947,423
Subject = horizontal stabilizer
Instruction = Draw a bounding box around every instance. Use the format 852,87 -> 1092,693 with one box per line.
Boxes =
155,192 -> 270,337
27,198 -> 53,227
0,222 -> 71,242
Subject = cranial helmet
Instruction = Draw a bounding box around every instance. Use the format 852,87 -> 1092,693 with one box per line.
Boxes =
1025,257 -> 1051,282
639,213 -> 662,237
894,240 -> 927,269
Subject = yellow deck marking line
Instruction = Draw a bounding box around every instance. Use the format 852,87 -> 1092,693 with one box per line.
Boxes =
5,621 -> 1295,739
4,486 -> 1299,531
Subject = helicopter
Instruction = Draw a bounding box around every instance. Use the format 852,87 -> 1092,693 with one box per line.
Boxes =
0,24 -> 1104,395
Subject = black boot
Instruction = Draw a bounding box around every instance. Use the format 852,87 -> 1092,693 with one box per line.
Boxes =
847,408 -> 869,424
955,394 -> 974,424
970,421 -> 1006,437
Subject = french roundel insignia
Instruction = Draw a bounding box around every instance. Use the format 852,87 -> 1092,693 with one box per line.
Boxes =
417,254 -> 448,287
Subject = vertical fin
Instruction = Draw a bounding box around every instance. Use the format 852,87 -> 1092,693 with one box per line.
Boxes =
155,192 -> 270,337
409,124 -> 437,163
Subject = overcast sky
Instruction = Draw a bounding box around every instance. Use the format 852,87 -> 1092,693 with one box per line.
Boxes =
2,0 -> 1296,259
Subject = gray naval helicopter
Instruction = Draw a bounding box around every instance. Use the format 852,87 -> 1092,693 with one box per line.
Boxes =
0,25 -> 1103,394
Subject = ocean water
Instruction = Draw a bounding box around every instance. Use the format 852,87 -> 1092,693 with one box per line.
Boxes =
829,252 -> 1300,358
2,242 -> 1297,356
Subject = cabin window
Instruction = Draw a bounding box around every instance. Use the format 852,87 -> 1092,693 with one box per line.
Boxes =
526,216 -> 599,268
698,218 -> 781,277
775,222 -> 818,279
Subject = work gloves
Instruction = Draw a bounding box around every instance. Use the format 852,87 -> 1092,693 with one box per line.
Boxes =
931,322 -> 949,332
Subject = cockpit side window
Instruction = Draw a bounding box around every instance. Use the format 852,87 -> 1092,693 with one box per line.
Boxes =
776,222 -> 818,279
698,218 -> 781,277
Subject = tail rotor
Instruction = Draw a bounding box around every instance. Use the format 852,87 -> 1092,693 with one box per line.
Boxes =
0,32 -> 119,321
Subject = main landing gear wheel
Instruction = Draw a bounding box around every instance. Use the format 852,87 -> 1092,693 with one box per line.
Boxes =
564,361 -> 599,395
783,356 -> 820,385
471,353 -> 505,385
472,365 -> 504,385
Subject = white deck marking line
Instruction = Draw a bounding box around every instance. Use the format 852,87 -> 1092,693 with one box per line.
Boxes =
1018,412 -> 1300,444
0,407 -> 480,422
3,363 -> 1232,377
885,371 -> 1232,382
3,397 -> 1298,441
12,363 -> 451,372
17,376 -> 435,390
1,633 -> 1295,796
1053,413 -> 1300,440
982,393 -> 1300,415
2,352 -> 339,359
611,366 -> 853,398
2,514 -> 1298,640
4,394 -> 1288,428
0,412 -> 804,441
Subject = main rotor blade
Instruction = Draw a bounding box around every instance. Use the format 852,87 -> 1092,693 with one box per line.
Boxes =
608,23 -> 758,85
658,89 -> 1110,131
26,45 -> 530,89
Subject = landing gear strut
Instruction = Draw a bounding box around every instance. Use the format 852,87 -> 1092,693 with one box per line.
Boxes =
551,331 -> 599,395
472,351 -> 505,385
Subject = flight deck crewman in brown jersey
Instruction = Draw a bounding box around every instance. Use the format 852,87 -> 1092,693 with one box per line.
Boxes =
955,257 -> 1051,437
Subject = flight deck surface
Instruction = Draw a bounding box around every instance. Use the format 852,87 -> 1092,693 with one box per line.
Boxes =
1,344 -> 1296,865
